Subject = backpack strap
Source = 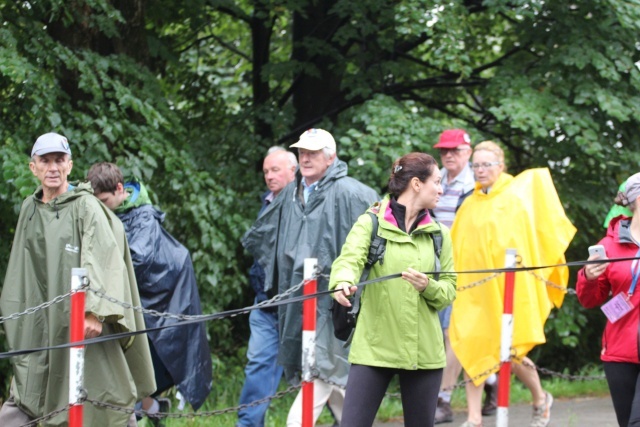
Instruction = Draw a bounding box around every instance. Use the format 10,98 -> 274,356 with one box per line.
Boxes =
429,221 -> 443,281
350,212 -> 386,323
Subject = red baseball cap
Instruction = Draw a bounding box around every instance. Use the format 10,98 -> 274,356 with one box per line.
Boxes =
433,129 -> 471,149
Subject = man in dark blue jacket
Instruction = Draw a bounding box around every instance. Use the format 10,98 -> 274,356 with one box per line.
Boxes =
237,147 -> 297,427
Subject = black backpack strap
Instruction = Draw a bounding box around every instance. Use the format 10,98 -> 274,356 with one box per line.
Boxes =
350,212 -> 385,316
429,221 -> 443,281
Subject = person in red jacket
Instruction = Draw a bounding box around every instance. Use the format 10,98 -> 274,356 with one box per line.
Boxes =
577,172 -> 640,427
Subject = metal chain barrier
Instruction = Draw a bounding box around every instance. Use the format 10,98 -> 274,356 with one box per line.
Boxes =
456,272 -> 501,292
517,355 -> 605,381
0,278 -> 89,325
87,272 -> 315,322
526,269 -> 577,295
19,402 -> 77,427
85,382 -> 303,421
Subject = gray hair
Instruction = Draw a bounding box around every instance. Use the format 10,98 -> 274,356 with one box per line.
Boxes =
266,146 -> 298,168
322,146 -> 336,159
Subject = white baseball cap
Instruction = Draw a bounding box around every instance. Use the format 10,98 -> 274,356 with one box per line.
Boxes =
290,128 -> 336,152
31,132 -> 72,157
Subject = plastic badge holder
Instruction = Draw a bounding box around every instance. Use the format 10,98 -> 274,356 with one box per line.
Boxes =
601,292 -> 634,323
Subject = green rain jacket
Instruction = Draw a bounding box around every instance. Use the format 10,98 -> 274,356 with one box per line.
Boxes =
242,159 -> 378,386
0,182 -> 156,426
329,196 -> 456,369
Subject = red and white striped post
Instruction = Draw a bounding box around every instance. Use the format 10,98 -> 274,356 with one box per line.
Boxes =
69,268 -> 87,427
301,258 -> 318,427
496,249 -> 517,427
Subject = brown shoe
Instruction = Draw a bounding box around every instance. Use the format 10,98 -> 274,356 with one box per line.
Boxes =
481,381 -> 497,416
435,397 -> 454,424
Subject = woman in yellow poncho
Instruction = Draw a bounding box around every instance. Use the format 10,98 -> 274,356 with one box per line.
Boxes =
449,141 -> 576,427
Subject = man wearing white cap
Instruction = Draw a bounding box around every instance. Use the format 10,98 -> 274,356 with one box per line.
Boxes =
242,128 -> 378,426
0,132 -> 155,426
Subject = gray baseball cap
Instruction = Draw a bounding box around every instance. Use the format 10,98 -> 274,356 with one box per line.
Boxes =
624,173 -> 640,205
31,132 -> 72,157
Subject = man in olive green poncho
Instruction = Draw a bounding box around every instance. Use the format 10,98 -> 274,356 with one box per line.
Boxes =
0,133 -> 156,426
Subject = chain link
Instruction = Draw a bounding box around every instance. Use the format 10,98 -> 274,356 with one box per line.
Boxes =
518,356 -> 605,381
456,272 -> 501,292
19,403 -> 75,426
87,269 -> 319,322
0,279 -> 89,325
516,260 -> 577,295
85,383 -> 303,420
526,269 -> 577,295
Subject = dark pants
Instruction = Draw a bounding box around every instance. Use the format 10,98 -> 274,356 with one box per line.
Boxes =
604,361 -> 640,426
341,364 -> 442,427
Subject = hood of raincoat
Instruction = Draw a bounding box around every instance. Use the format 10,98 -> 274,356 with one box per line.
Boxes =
117,200 -> 212,409
449,169 -> 576,385
115,177 -> 152,214
1,181 -> 156,426
242,159 -> 379,385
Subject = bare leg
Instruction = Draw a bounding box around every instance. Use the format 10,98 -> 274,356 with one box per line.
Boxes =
463,371 -> 484,425
512,357 -> 546,406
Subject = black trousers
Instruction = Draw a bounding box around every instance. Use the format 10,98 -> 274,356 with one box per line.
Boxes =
340,364 -> 442,427
604,361 -> 640,426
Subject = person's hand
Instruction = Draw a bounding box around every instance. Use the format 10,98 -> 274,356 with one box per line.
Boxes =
334,283 -> 357,307
402,267 -> 430,293
585,254 -> 609,281
84,313 -> 103,339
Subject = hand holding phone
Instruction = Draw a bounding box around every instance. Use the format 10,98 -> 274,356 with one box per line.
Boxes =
586,244 -> 608,280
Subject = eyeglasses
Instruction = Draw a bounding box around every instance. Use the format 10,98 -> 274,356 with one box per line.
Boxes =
439,147 -> 469,156
471,162 -> 501,170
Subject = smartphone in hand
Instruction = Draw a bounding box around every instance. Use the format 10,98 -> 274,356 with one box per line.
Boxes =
588,244 -> 607,259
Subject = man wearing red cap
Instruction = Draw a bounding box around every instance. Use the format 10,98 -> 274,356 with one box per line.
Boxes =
432,129 -> 474,229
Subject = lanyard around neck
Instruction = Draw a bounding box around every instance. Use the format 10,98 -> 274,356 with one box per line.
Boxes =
629,248 -> 640,296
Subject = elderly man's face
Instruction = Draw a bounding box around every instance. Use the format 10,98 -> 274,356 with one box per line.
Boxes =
298,149 -> 335,185
263,151 -> 296,196
29,153 -> 73,192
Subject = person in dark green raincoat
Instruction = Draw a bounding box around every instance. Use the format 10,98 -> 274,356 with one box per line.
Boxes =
0,133 -> 156,426
242,128 -> 379,426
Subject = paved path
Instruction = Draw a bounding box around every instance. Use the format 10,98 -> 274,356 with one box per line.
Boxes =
321,395 -> 617,426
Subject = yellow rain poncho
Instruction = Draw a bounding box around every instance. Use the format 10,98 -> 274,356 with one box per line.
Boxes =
449,168 -> 576,384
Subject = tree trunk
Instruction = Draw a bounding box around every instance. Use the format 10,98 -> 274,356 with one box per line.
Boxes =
251,1 -> 274,143
291,0 -> 344,133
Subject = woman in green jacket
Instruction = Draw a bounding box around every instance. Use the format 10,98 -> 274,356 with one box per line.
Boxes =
330,152 -> 457,427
